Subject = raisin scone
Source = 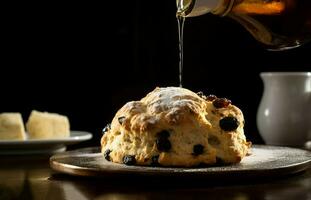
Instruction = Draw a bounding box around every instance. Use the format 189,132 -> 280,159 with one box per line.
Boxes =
101,87 -> 251,167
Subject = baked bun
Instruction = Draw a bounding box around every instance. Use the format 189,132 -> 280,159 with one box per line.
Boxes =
101,87 -> 251,167
26,110 -> 70,139
0,113 -> 26,140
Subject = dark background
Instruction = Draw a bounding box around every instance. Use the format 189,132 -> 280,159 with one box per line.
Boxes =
2,1 -> 310,147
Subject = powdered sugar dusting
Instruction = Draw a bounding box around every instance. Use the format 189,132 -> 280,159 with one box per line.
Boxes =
242,148 -> 276,164
142,87 -> 203,114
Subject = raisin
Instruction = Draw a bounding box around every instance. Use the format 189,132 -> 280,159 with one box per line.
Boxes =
118,116 -> 126,125
151,155 -> 160,166
156,130 -> 171,152
123,155 -> 136,165
219,117 -> 239,131
104,149 -> 111,161
102,123 -> 111,134
192,144 -> 204,155
216,157 -> 225,165
156,138 -> 171,152
157,130 -> 170,139
206,94 -> 217,101
213,98 -> 231,108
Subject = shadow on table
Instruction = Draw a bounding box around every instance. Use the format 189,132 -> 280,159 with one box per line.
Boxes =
47,170 -> 311,200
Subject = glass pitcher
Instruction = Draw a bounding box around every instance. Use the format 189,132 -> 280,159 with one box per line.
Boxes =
176,0 -> 311,50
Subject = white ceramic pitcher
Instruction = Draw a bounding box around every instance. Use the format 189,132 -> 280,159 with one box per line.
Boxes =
257,72 -> 311,147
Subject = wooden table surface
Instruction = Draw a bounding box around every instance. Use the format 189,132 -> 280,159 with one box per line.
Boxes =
1,151 -> 311,200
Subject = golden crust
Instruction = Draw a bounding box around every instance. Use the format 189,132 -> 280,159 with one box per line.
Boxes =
101,87 -> 251,167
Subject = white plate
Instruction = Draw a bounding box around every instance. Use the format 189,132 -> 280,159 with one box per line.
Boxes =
0,131 -> 93,155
